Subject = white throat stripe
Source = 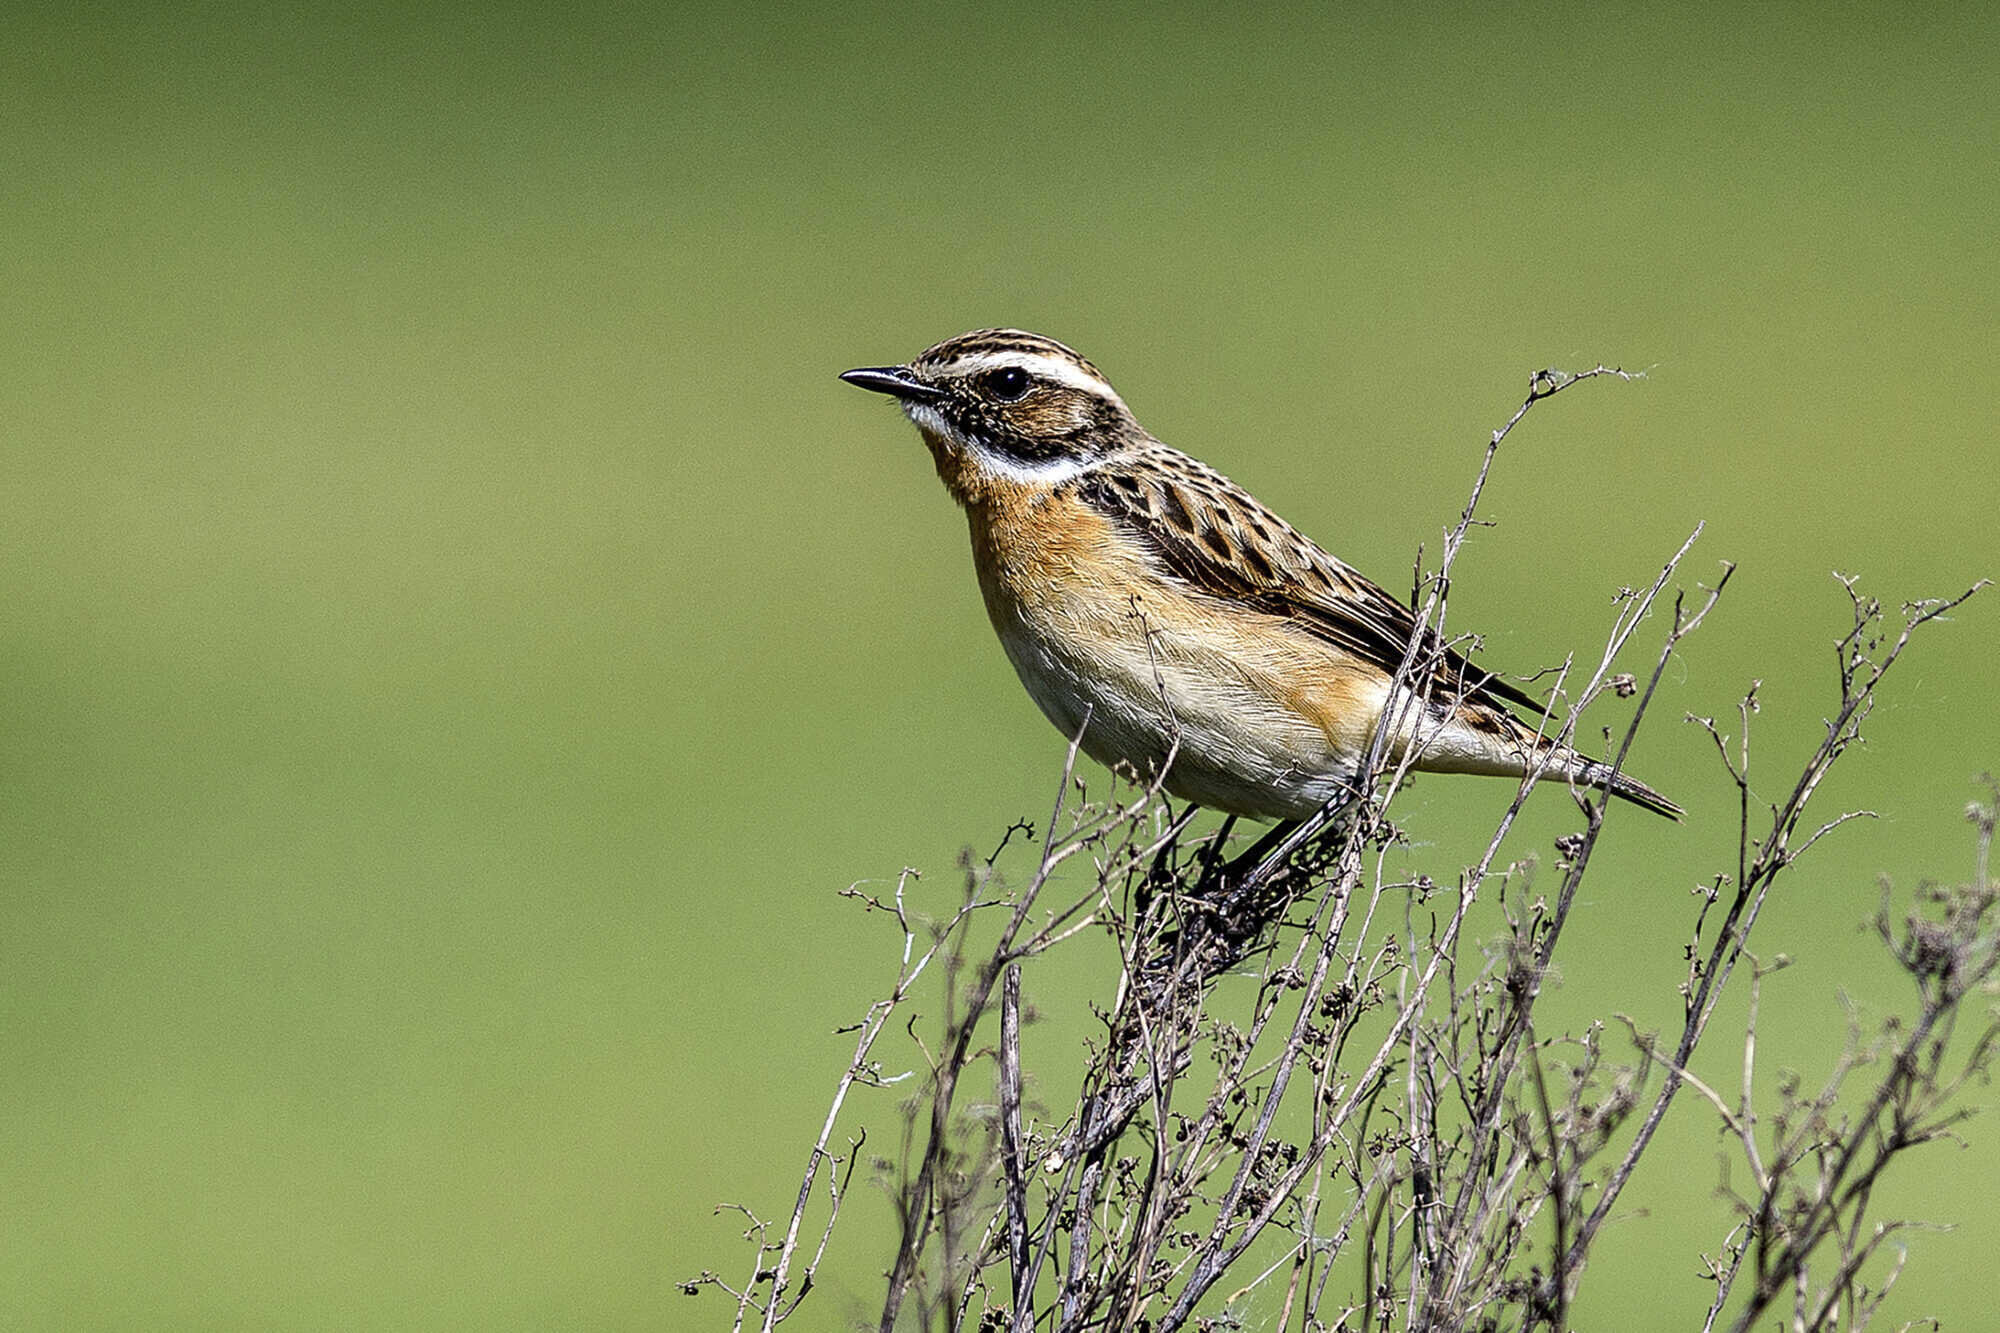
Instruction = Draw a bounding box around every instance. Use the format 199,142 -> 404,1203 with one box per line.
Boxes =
967,445 -> 1093,485
903,402 -> 1098,486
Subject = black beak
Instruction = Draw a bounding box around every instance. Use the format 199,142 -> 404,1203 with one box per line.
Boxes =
840,365 -> 945,404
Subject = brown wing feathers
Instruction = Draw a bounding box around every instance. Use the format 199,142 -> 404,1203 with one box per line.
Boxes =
1073,455 -> 1550,722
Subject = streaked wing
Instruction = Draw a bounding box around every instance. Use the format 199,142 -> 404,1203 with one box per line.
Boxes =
1071,447 -> 1549,718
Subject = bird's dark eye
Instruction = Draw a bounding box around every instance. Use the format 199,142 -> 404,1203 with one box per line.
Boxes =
982,366 -> 1033,402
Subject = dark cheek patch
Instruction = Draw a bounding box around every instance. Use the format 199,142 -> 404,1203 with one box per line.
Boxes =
975,391 -> 1099,466
1016,399 -> 1075,436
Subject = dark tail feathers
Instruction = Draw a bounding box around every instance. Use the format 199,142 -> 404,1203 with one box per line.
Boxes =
1575,759 -> 1683,821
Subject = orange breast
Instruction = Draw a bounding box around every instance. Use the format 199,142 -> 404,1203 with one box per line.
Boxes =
966,484 -> 1135,622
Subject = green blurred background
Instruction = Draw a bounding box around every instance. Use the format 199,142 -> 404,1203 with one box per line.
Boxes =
4,2 -> 1995,1326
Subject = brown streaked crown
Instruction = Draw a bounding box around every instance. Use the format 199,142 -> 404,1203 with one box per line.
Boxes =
909,328 -> 1110,384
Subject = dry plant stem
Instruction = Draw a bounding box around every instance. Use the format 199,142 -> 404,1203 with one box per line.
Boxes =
1125,370 -> 1692,1329
708,363 -> 1990,1333
741,868 -> 927,1333
1412,559 -> 1729,1324
1700,1221 -> 1755,1333
997,963 -> 1029,1315
1048,367 -> 1631,1171
1714,791 -> 2000,1333
878,712 -> 1175,1332
1200,366 -> 1645,908
1074,370 -> 1690,1330
1528,579 -> 1989,1323
731,713 -> 1164,1332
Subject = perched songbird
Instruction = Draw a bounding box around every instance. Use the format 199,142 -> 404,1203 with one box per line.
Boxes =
841,330 -> 1679,821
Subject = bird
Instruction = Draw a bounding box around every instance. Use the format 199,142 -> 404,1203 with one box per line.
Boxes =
839,329 -> 1680,822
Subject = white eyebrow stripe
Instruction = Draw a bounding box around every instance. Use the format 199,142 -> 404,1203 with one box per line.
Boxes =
945,350 -> 1127,405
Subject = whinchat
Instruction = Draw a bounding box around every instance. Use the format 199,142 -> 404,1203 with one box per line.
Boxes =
841,329 -> 1679,822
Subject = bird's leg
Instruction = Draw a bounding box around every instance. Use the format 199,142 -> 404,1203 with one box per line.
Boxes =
1139,812 -> 1241,975
1188,814 -> 1239,897
1135,802 -> 1202,925
1170,818 -> 1304,960
1219,818 -> 1301,897
1213,796 -> 1365,950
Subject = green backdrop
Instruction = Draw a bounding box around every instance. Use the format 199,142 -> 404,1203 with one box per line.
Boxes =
4,3 -> 1995,1326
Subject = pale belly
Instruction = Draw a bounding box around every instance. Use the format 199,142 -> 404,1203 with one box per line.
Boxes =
962,497 -> 1538,819
983,585 -> 1373,821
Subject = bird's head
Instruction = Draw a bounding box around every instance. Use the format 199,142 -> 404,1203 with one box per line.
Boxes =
842,329 -> 1144,503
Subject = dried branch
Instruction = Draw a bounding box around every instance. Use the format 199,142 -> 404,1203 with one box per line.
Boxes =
692,373 -> 1990,1333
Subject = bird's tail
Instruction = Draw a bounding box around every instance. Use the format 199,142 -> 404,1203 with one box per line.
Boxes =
1568,756 -> 1682,821
1411,703 -> 1683,820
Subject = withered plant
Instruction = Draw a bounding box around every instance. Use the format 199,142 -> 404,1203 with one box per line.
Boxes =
693,370 -> 1989,1332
